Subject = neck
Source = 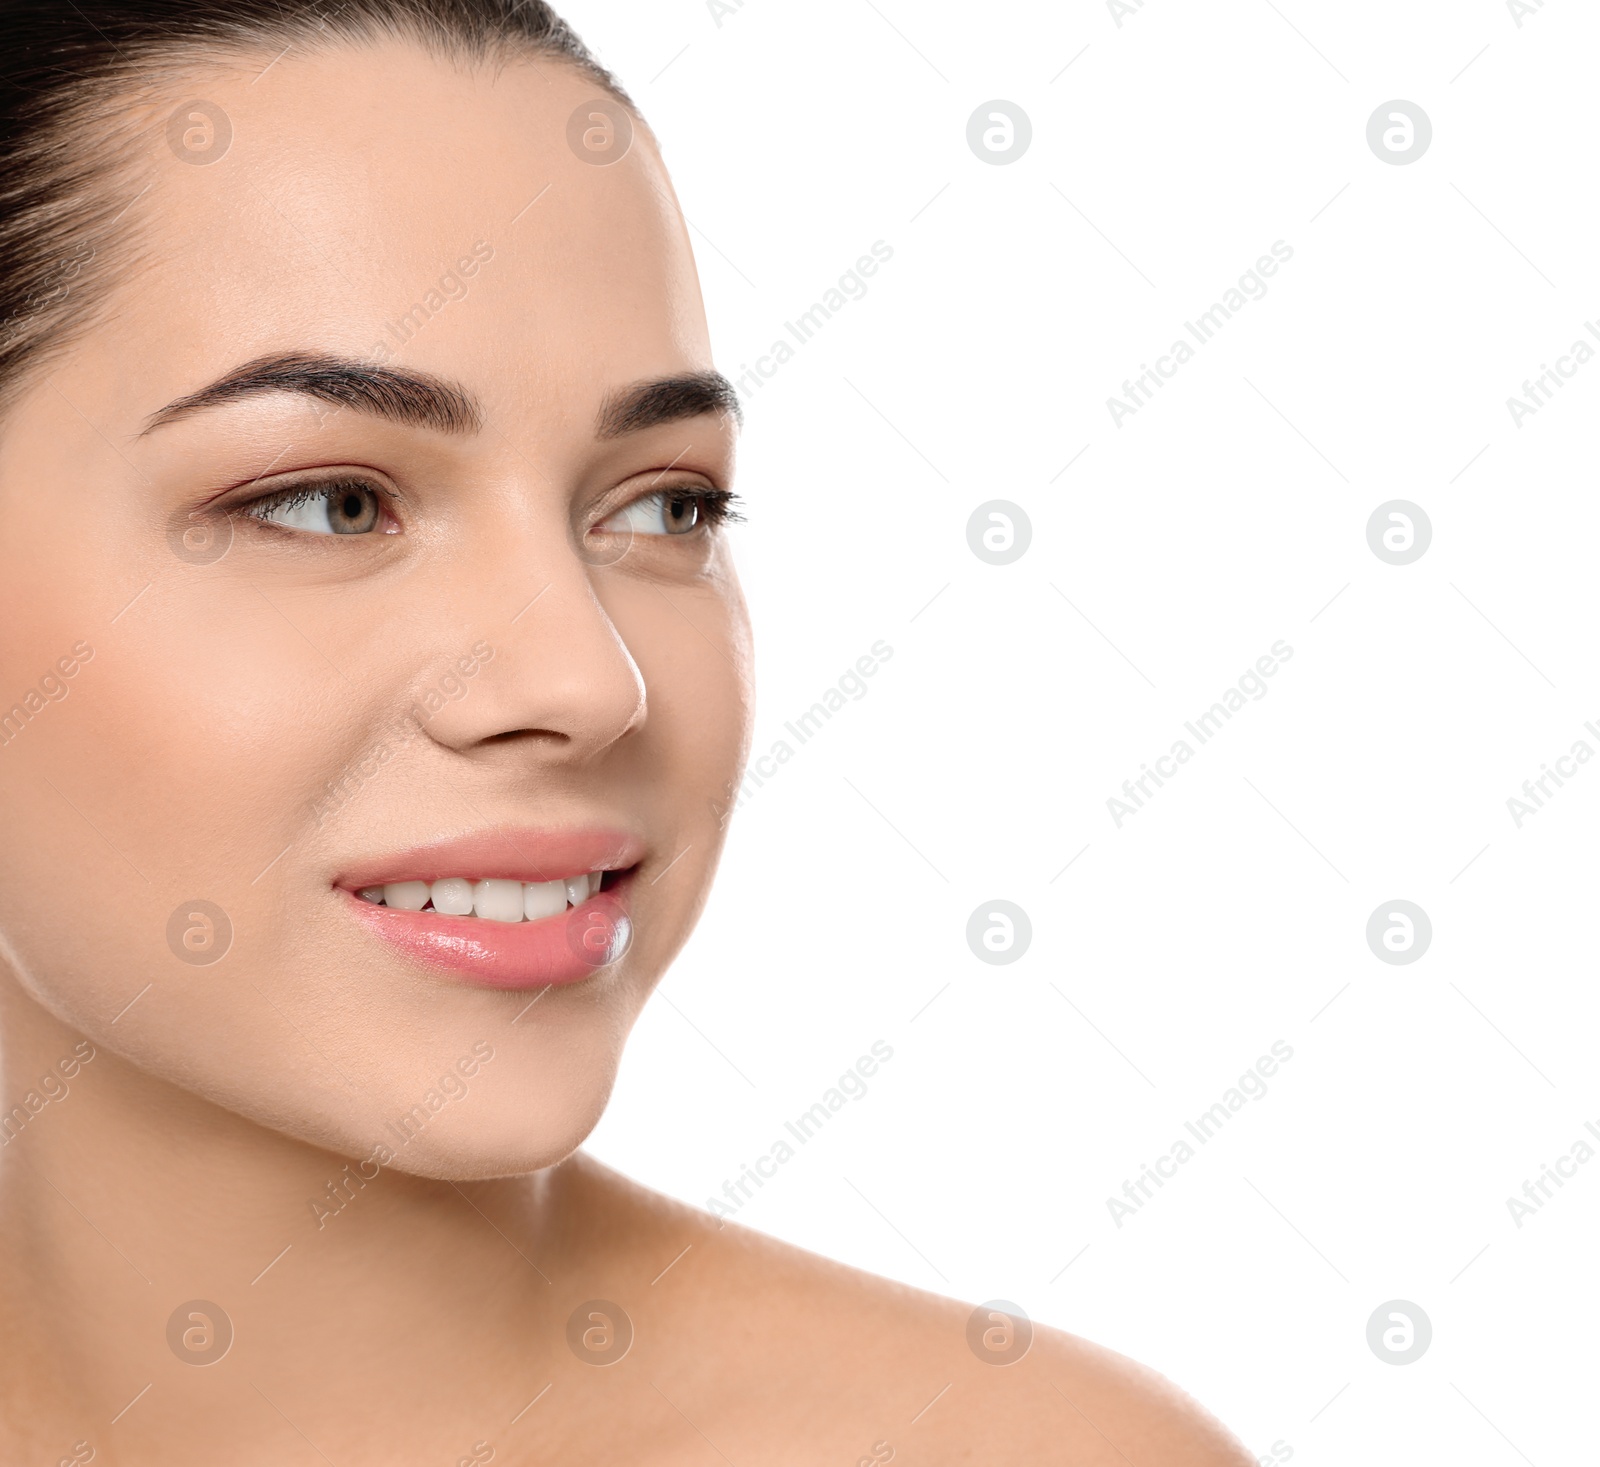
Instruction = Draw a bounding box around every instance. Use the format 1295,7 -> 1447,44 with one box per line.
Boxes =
0,979 -> 582,1458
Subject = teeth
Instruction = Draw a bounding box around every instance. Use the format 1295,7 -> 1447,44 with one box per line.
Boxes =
430,878 -> 475,916
472,879 -> 525,924
362,872 -> 611,922
524,879 -> 566,921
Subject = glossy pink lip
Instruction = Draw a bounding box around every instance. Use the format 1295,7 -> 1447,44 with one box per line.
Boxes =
336,828 -> 643,990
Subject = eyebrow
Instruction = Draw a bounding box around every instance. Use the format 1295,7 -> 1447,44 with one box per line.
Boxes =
139,351 -> 483,437
596,370 -> 744,438
141,352 -> 744,440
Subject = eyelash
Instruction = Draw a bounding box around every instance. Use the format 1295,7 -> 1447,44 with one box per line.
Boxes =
240,478 -> 383,524
654,487 -> 743,529
233,478 -> 745,533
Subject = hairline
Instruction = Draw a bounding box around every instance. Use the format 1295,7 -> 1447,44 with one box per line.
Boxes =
0,25 -> 641,430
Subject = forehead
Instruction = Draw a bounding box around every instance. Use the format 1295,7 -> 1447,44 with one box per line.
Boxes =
104,41 -> 708,426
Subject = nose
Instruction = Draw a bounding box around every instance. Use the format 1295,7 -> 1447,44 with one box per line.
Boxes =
419,548 -> 647,768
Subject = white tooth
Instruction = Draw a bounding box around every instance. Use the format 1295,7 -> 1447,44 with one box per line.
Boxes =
588,870 -> 604,898
564,875 -> 588,907
430,878 -> 474,916
384,881 -> 430,911
524,879 -> 566,921
473,879 -> 524,923
359,887 -> 386,904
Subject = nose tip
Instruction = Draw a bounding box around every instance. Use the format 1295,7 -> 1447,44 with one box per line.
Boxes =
419,573 -> 647,766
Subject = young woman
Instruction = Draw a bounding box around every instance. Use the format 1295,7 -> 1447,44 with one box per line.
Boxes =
0,3 -> 1250,1459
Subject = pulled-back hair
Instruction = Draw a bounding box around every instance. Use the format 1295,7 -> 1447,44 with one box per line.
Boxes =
0,0 -> 627,409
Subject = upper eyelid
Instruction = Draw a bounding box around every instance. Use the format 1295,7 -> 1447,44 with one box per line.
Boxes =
227,467 -> 730,521
585,479 -> 714,527
232,470 -> 398,513
602,483 -> 738,513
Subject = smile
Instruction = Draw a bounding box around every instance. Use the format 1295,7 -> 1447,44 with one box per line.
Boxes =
357,871 -> 610,922
338,830 -> 643,991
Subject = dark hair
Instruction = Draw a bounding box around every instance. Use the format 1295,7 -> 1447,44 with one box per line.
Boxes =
0,0 -> 628,410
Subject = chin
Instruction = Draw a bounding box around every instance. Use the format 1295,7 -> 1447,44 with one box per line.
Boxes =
326,1068 -> 621,1184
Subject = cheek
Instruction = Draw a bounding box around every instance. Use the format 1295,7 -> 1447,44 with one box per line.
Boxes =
622,573 -> 751,798
597,566 -> 750,964
0,573 -> 381,1022
67,582 -> 363,868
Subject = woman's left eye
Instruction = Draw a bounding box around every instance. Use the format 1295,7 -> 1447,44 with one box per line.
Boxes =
601,489 -> 725,537
246,480 -> 384,535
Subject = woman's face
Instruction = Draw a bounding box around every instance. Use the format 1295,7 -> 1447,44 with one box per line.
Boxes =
0,42 -> 750,1177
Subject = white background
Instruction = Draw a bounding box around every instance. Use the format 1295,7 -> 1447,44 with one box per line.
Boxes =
571,0 -> 1600,1458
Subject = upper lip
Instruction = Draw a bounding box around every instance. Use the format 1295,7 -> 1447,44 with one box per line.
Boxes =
334,827 -> 646,892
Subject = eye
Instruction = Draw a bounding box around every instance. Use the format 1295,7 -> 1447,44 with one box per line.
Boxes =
245,478 -> 386,535
600,488 -> 739,537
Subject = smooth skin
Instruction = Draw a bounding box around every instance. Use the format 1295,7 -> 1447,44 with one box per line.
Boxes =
0,39 -> 1251,1464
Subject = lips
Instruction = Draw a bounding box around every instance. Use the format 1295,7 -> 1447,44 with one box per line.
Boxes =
337,828 -> 642,990
338,828 -> 644,891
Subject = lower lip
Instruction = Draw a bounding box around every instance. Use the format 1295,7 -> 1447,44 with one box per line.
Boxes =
342,882 -> 634,990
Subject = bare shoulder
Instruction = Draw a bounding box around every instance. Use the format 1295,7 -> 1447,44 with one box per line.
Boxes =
561,1155 -> 1253,1465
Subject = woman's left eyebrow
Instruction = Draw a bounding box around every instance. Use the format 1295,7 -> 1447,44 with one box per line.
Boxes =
137,350 -> 484,437
596,371 -> 743,439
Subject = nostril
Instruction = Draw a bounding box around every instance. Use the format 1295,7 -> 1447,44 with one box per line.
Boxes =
478,727 -> 571,746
